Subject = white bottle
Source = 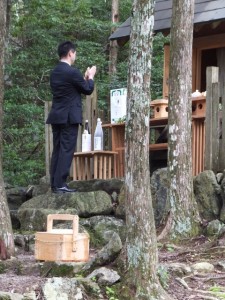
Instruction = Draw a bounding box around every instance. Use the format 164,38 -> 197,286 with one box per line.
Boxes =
82,124 -> 91,152
94,118 -> 103,150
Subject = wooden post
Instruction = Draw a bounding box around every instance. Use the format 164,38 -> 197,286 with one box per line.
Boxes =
163,44 -> 170,99
205,66 -> 219,171
82,87 -> 97,150
82,87 -> 97,135
221,85 -> 225,171
45,101 -> 52,177
211,82 -> 220,172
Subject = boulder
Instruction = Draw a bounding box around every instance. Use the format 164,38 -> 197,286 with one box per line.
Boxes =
18,191 -> 113,231
84,232 -> 122,270
86,267 -> 120,286
6,187 -> 27,210
42,277 -> 84,300
219,175 -> 225,222
0,291 -> 23,300
115,185 -> 125,219
206,219 -> 225,236
80,216 -> 126,247
193,170 -> 222,221
69,178 -> 124,195
191,262 -> 214,273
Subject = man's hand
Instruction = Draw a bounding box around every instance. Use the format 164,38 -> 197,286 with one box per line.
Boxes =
85,66 -> 96,80
84,67 -> 90,80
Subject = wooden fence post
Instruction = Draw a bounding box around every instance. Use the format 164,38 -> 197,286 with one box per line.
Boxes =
205,66 -> 219,171
221,85 -> 225,171
82,87 -> 97,134
45,101 -> 52,177
81,87 -> 97,150
211,82 -> 220,172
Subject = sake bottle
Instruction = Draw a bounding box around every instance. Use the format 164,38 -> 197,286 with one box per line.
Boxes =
82,120 -> 91,152
94,118 -> 103,150
84,120 -> 90,134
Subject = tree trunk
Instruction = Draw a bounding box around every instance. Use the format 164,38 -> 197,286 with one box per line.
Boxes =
124,0 -> 174,299
159,0 -> 200,241
109,0 -> 119,76
0,0 -> 14,259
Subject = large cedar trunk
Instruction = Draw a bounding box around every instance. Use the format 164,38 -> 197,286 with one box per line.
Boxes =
159,0 -> 200,241
0,0 -> 14,259
124,0 -> 173,299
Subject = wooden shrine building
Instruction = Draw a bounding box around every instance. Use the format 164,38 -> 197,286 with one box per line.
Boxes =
110,0 -> 225,98
104,0 -> 225,177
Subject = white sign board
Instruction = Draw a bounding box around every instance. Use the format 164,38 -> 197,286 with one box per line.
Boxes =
110,88 -> 127,123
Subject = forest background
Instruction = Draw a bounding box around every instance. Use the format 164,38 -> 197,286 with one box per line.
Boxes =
3,0 -> 168,186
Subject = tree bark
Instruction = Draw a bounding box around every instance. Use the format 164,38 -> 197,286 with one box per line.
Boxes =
109,0 -> 119,77
124,0 -> 174,299
0,0 -> 14,259
159,0 -> 200,241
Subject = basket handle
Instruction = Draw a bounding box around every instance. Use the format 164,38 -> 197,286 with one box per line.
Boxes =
47,214 -> 79,252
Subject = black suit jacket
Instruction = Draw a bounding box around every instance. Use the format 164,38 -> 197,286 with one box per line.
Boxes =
46,62 -> 94,124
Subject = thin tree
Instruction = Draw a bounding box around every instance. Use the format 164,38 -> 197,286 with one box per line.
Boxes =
158,0 -> 200,241
109,0 -> 119,77
0,0 -> 14,259
124,0 -> 174,298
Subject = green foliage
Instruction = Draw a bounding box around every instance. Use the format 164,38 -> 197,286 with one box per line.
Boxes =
208,285 -> 225,299
3,0 -> 118,185
105,286 -> 119,300
0,263 -> 6,274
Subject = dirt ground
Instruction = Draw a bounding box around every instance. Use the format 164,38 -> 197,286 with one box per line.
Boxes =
1,236 -> 225,299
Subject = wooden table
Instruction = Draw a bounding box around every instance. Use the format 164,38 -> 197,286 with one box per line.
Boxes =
73,151 -> 118,181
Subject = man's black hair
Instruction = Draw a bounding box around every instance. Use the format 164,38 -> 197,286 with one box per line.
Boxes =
58,41 -> 76,59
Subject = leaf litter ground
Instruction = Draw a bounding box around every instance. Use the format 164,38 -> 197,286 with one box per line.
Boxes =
1,236 -> 225,299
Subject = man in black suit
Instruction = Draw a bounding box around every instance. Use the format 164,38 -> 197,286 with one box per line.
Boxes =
46,41 -> 96,193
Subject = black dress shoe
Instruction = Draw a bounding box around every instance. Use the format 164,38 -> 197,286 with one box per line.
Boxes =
54,186 -> 77,193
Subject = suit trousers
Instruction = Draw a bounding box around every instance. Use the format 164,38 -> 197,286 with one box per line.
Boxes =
50,123 -> 79,188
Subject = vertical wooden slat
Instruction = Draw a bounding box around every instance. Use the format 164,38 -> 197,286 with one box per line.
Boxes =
195,49 -> 202,91
94,155 -> 98,179
211,82 -> 220,172
163,44 -> 170,99
202,120 -> 205,172
217,48 -> 225,99
196,122 -> 200,174
205,66 -> 219,170
87,157 -> 91,179
221,85 -> 225,171
99,155 -> 103,179
192,120 -> 196,175
73,157 -> 77,180
192,48 -> 197,92
199,121 -> 203,173
103,156 -> 107,179
109,156 -> 112,178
